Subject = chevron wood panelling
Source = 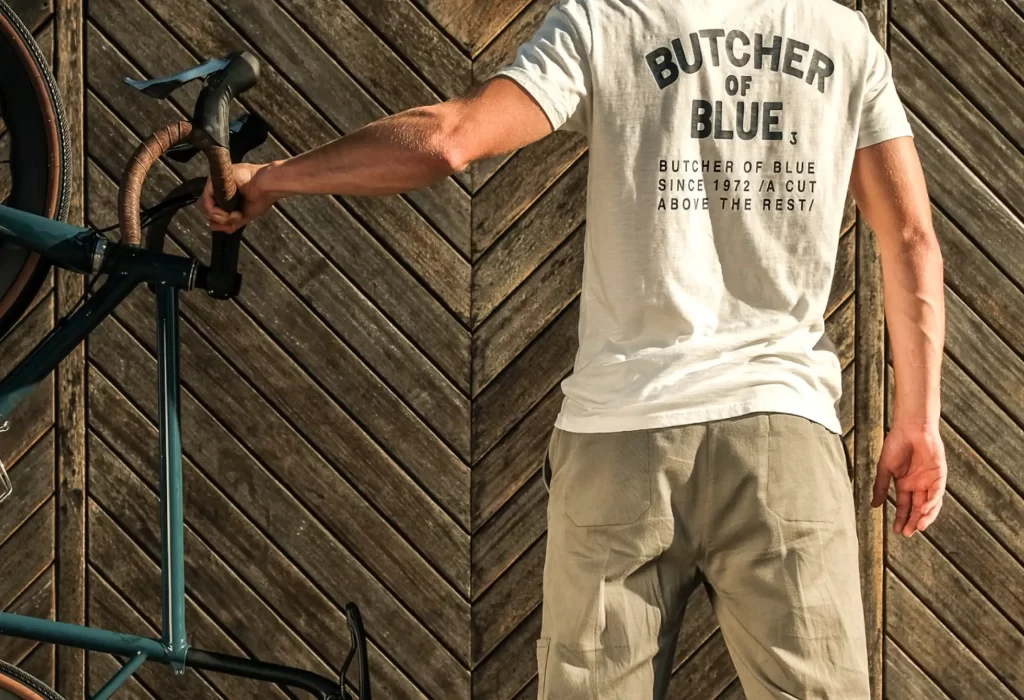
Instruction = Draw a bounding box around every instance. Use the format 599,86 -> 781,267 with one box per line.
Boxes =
883,0 -> 1024,696
2,0 -> 1019,698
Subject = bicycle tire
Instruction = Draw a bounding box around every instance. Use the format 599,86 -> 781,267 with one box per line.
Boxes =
0,0 -> 72,342
0,660 -> 65,700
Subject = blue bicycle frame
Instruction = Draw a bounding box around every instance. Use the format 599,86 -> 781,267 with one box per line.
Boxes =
0,205 -> 366,699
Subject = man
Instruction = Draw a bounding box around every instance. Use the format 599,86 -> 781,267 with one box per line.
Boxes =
200,1 -> 947,697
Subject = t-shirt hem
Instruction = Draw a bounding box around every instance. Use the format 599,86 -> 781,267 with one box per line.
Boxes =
857,123 -> 914,149
554,396 -> 843,435
492,67 -> 567,131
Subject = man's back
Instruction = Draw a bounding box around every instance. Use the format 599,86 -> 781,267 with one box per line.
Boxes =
497,0 -> 912,433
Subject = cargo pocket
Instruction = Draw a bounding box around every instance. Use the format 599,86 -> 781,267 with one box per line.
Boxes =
564,430 -> 651,527
536,638 -> 551,699
766,414 -> 841,523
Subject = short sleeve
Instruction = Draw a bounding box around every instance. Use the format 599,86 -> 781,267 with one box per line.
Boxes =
491,0 -> 592,133
856,13 -> 913,149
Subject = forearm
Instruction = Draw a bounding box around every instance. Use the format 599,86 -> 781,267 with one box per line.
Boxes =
256,105 -> 465,199
882,231 -> 945,427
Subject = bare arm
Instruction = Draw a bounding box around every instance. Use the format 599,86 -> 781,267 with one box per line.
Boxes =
850,136 -> 947,536
200,77 -> 554,231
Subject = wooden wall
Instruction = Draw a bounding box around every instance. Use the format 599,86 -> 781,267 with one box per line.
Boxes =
0,0 -> 1020,698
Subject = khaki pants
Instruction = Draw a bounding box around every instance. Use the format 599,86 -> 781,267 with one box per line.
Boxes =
539,413 -> 870,699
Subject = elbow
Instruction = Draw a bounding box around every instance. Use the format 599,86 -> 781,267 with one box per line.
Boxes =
425,105 -> 472,174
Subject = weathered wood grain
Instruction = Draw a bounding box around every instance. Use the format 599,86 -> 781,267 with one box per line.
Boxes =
934,206 -> 1024,365
472,0 -> 550,89
17,642 -> 53,690
471,474 -> 546,597
472,227 -> 582,395
87,321 -> 471,691
0,499 -> 54,610
7,0 -> 51,31
344,0 -> 471,100
666,631 -> 736,700
0,433 -> 54,550
893,0 -> 1024,149
472,133 -> 586,260
886,502 -> 1024,695
884,637 -> 949,700
828,229 -> 855,317
471,386 -> 560,529
89,653 -> 156,699
54,3 -> 86,695
473,157 -> 588,324
473,301 -> 578,459
414,0 -> 532,56
886,570 -> 1015,698
471,534 -> 543,662
0,568 -> 53,667
87,373 -> 444,697
891,30 -> 1024,221
86,565 -> 238,699
85,145 -> 471,592
470,605 -> 540,700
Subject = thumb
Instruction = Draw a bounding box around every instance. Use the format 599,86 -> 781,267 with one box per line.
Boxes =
872,439 -> 897,508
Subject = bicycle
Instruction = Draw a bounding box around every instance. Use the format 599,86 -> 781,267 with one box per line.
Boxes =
0,2 -> 370,698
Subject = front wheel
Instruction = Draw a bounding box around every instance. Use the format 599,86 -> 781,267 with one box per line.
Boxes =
0,660 -> 65,700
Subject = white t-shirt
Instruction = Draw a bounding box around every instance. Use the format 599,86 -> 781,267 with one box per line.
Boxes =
493,0 -> 913,435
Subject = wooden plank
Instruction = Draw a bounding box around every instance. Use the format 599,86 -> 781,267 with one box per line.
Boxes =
826,294 -> 856,370
0,499 -> 53,609
884,637 -> 950,700
0,375 -> 52,467
54,5 -> 86,695
940,358 -> 1024,495
0,432 -> 53,549
85,567 -> 231,699
0,567 -> 53,666
473,301 -> 578,459
84,60 -> 471,435
472,157 -> 588,325
471,386 -> 560,529
414,0 -> 532,56
828,229 -> 855,317
893,0 -> 1024,149
886,502 -> 1024,695
899,490 -> 1024,634
854,4 -> 887,691
111,0 -> 472,318
471,606 -> 540,700
472,227 -> 582,395
673,588 -> 719,672
87,336 -> 470,694
471,474 -> 545,597
149,0 -> 472,284
940,420 -> 1024,565
716,678 -> 746,700
84,154 -> 470,593
667,631 -> 736,700
87,380 -> 446,697
274,0 -> 472,250
89,653 -> 156,699
7,0 -> 51,32
891,30 -> 1024,221
886,572 -> 1015,699
0,291 -> 52,379
18,642 -> 53,690
472,133 -> 586,260
344,0 -> 472,100
472,0 -> 550,89
934,207 -> 1024,356
944,290 -> 1024,430
472,534 -> 543,661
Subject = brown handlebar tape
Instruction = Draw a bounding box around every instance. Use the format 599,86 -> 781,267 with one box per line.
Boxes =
118,120 -> 238,247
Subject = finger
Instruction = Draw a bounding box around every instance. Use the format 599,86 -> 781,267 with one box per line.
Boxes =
903,496 -> 924,537
916,505 -> 942,532
871,464 -> 891,508
893,486 -> 912,535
